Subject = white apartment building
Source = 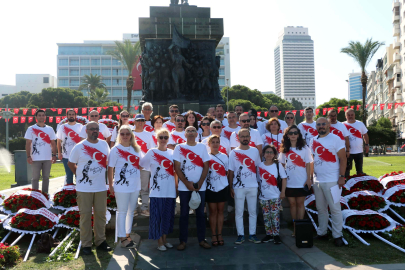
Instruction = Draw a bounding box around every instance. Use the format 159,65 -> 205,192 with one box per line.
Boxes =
16,74 -> 57,93
274,26 -> 316,108
0,85 -> 16,97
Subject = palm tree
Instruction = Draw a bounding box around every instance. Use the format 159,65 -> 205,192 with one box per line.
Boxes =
90,87 -> 110,104
79,74 -> 106,92
341,38 -> 385,125
106,40 -> 141,111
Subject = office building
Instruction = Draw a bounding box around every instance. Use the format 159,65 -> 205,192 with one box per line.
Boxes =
16,74 -> 57,93
274,26 -> 316,107
57,34 -> 231,105
348,72 -> 364,101
0,85 -> 16,97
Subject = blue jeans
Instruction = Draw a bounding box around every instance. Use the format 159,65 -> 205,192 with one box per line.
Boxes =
62,158 -> 74,185
179,190 -> 206,243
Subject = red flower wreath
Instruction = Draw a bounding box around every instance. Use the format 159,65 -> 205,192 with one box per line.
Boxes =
345,214 -> 390,231
10,212 -> 56,231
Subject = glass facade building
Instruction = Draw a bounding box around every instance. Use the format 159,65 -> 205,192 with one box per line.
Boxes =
349,73 -> 364,100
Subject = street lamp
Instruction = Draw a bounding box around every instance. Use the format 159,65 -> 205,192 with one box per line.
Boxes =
346,79 -> 350,107
0,104 -> 15,151
226,78 -> 229,112
87,84 -> 91,108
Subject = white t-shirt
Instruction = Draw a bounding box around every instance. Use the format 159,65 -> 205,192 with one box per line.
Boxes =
262,133 -> 283,152
140,148 -> 176,198
207,153 -> 229,192
216,118 -> 229,127
229,147 -> 261,189
279,146 -> 313,188
173,143 -> 210,192
162,121 -> 176,132
133,130 -> 155,155
108,144 -> 142,193
222,126 -> 241,140
257,162 -> 287,200
56,123 -> 83,159
69,140 -> 110,192
111,125 -> 135,143
79,122 -> 111,140
298,122 -> 318,146
343,121 -> 368,154
150,131 -> 158,146
230,128 -> 263,148
309,133 -> 345,183
24,124 -> 57,161
201,136 -> 230,156
168,130 -> 186,146
260,119 -> 288,135
144,121 -> 154,132
330,121 -> 350,142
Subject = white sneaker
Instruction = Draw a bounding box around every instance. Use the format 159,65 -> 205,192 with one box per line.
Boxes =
164,242 -> 173,249
157,245 -> 167,251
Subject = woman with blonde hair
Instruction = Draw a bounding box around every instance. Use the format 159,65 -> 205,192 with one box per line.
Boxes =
108,125 -> 142,248
110,110 -> 133,147
140,128 -> 177,251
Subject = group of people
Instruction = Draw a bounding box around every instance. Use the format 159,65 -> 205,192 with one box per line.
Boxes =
23,102 -> 369,255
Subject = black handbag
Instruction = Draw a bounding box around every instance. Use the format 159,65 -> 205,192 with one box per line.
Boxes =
275,161 -> 283,192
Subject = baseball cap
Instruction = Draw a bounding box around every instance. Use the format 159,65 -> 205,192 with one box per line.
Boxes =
189,191 -> 201,210
135,114 -> 145,120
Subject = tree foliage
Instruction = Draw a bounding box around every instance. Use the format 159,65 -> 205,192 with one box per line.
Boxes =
78,74 -> 106,91
90,88 -> 109,104
368,126 -> 396,146
316,98 -> 362,122
0,91 -> 33,108
376,117 -> 392,129
27,88 -> 98,108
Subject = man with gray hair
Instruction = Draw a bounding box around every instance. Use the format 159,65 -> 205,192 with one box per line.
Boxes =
68,121 -> 111,255
201,120 -> 230,155
79,110 -> 111,144
309,117 -> 346,247
141,102 -> 154,132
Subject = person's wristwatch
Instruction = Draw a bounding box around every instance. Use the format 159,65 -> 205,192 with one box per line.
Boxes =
52,154 -> 56,157
339,175 -> 345,178
365,144 -> 369,146
27,156 -> 31,159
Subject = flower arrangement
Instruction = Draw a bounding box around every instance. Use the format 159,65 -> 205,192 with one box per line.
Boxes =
342,174 -> 383,196
52,185 -> 77,209
345,213 -> 390,231
0,243 -> 20,267
346,194 -> 386,211
388,190 -> 405,204
379,171 -> 405,190
10,211 -> 56,231
57,116 -> 88,130
2,189 -> 50,213
379,171 -> 404,181
383,185 -> 405,207
20,188 -> 49,200
59,209 -> 80,229
385,179 -> 405,190
99,119 -> 118,131
107,189 -> 117,210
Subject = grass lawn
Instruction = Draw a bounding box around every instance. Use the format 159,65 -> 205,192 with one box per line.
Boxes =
349,155 -> 404,178
0,163 -> 65,191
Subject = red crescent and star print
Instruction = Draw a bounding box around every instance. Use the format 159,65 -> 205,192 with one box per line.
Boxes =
144,124 -> 154,132
234,152 -> 256,173
165,122 -> 176,132
179,147 -> 204,167
311,140 -> 336,163
343,123 -> 362,139
135,137 -> 148,154
329,126 -> 345,140
209,159 -> 226,177
116,147 -> 140,169
152,151 -> 174,176
63,126 -> 81,143
98,132 -> 105,140
286,150 -> 305,168
82,144 -> 107,168
31,128 -> 51,144
302,124 -> 318,136
259,167 -> 277,186
172,134 -> 186,144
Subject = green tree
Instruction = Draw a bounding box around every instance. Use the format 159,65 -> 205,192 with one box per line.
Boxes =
291,98 -> 304,123
107,40 -> 141,111
0,91 -> 33,108
316,98 -> 362,122
27,88 -> 97,108
376,117 -> 392,129
368,126 -> 396,152
341,38 -> 385,125
78,74 -> 106,92
90,88 -> 109,104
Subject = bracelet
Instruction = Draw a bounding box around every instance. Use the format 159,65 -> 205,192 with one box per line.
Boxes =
27,156 -> 31,158
52,154 -> 56,157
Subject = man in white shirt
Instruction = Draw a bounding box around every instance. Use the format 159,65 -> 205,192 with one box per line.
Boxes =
142,102 -> 154,132
207,107 -> 216,118
68,121 -> 112,255
24,109 -> 57,193
162,104 -> 179,132
57,109 -> 83,185
221,111 -> 241,140
215,104 -> 228,126
343,109 -> 369,177
327,109 -> 350,158
80,110 -> 111,144
310,117 -> 346,247
168,114 -> 186,150
259,105 -> 288,135
234,105 -> 244,120
298,107 -> 318,146
230,113 -> 263,157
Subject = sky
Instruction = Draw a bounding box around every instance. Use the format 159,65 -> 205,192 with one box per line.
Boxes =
0,0 -> 393,106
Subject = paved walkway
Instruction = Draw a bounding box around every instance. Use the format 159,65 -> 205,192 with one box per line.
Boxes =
2,175 -> 66,197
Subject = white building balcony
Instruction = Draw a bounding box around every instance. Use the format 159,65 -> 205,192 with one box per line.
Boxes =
393,13 -> 400,24
395,92 -> 403,102
394,63 -> 401,74
394,78 -> 402,88
393,0 -> 400,9
394,41 -> 401,49
393,26 -> 400,37
394,54 -> 401,62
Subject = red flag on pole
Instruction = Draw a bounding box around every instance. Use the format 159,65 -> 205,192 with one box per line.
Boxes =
264,111 -> 268,117
116,114 -> 120,120
113,106 -> 118,112
13,117 -> 18,124
380,104 -> 385,110
21,117 -> 26,123
338,107 -> 342,113
350,105 -> 354,109
300,110 -> 304,116
344,106 -> 348,112
57,108 -> 63,115
285,110 -> 290,114
108,115 -> 112,119
356,105 -> 360,110
56,117 -> 61,123
23,108 -> 28,115
120,105 -> 123,110
315,109 -> 320,115
74,108 -> 78,114
387,103 -> 393,109
134,106 -> 139,110
372,104 -> 377,110
13,108 -> 19,114
103,107 -> 109,110
49,116 -> 54,123
278,111 -> 281,116
292,110 -> 297,115
28,117 -> 33,123
89,107 -> 94,112
257,112 -> 261,117
102,115 -> 106,119
97,107 -> 102,113
322,108 -> 327,115
31,108 -> 37,115
82,108 -> 87,114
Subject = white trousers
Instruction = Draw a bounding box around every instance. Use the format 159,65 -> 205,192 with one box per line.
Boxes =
234,187 -> 258,236
313,181 -> 343,238
115,190 -> 139,237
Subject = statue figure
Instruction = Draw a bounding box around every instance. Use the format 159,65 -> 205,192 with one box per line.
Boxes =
170,0 -> 179,5
161,61 -> 172,99
201,61 -> 213,95
148,61 -> 160,101
169,45 -> 191,99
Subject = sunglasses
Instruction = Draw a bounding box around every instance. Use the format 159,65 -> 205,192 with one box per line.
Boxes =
270,110 -> 278,113
285,117 -> 294,119
159,136 -> 169,140
176,119 -> 185,122
316,123 -> 327,127
136,119 -> 145,122
120,133 -> 131,136
121,115 -> 130,118
240,120 -> 249,123
88,128 -> 99,131
288,131 -> 299,135
212,126 -> 222,129
201,123 -> 210,126
264,151 -> 275,154
170,110 -> 179,113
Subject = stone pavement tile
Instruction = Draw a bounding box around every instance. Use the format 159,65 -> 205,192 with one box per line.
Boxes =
301,252 -> 344,270
279,262 -> 313,270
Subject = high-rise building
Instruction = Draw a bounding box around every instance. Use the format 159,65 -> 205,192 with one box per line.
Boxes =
348,72 -> 363,100
57,34 -> 231,105
274,26 -> 316,108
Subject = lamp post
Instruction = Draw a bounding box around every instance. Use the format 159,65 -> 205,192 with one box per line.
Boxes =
0,104 -> 15,151
346,79 -> 350,106
226,78 -> 229,112
87,84 -> 91,108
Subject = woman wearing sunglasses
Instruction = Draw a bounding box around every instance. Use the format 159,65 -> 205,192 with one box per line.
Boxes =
279,125 -> 313,237
262,118 -> 283,152
140,129 -> 177,251
151,115 -> 164,145
206,135 -> 229,247
198,116 -> 213,142
284,112 -> 296,127
108,125 -> 143,249
110,110 -> 133,148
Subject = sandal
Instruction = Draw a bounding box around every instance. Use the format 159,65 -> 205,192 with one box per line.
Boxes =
121,238 -> 135,249
218,234 -> 224,246
211,235 -> 219,247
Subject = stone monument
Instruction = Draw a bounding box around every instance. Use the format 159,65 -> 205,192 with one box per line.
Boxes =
139,1 -> 225,114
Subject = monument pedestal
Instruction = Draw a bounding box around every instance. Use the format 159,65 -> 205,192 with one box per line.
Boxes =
12,150 -> 32,187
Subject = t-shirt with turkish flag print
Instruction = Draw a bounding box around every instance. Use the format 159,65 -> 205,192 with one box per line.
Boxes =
230,128 -> 263,149
221,126 -> 241,140
162,121 -> 176,132
201,136 -> 230,156
173,143 -> 210,192
79,122 -> 111,140
309,133 -> 345,183
207,153 -> 229,192
24,124 -> 57,161
343,120 -> 368,154
108,144 -> 142,193
69,140 -> 110,192
259,119 -> 288,136
133,130 -> 155,155
111,125 -> 134,143
279,146 -> 313,188
168,130 -> 186,146
144,121 -> 154,132
257,162 -> 287,200
330,121 -> 350,142
228,147 -> 261,189
298,122 -> 318,146
56,123 -> 83,159
140,149 -> 176,198
262,133 -> 282,152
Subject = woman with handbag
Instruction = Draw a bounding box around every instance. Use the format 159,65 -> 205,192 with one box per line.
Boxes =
257,144 -> 287,244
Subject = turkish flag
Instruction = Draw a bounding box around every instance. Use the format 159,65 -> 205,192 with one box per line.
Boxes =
113,106 -> 118,112
292,110 -> 296,115
264,111 -> 268,117
57,108 -> 63,114
90,107 -> 94,112
344,106 -> 348,112
350,105 -> 354,109
97,107 -> 102,113
41,108 -> 46,112
356,105 -> 360,110
132,56 -> 142,90
108,115 -> 112,119
300,110 -> 304,116
82,108 -> 87,114
285,110 -> 290,114
315,109 -> 320,115
387,103 -> 393,109
102,115 -> 106,119
278,111 -> 281,116
13,108 -> 19,114
21,117 -> 26,123
74,108 -> 78,114
13,117 -> 18,124
102,107 -> 108,110
372,104 -> 377,110
31,108 -> 37,115
116,114 -> 120,120
50,108 -> 56,112
120,105 -> 123,110
23,108 -> 28,115
322,108 -> 327,115
66,108 -> 70,113
28,117 -> 33,123
134,106 -> 139,110
327,107 -> 333,112
257,112 -> 261,116
56,117 -> 61,123
49,116 -> 54,123
380,104 -> 385,110
338,107 -> 342,113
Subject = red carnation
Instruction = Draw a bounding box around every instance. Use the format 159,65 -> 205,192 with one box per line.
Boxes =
401,198 -> 405,203
74,220 -> 79,226
67,218 -> 73,224
364,204 -> 371,209
359,221 -> 367,227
